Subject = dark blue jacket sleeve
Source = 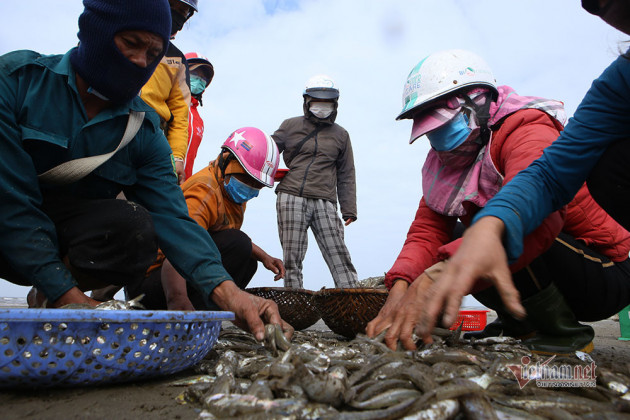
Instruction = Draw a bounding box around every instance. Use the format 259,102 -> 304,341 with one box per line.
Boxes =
474,53 -> 630,261
0,57 -> 77,301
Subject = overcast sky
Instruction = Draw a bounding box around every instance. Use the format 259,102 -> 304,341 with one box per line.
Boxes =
0,1 -> 625,305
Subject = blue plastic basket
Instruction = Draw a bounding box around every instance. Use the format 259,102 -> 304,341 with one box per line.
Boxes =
0,308 -> 234,388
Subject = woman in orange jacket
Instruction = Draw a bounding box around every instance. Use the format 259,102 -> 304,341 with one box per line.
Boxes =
127,127 -> 286,311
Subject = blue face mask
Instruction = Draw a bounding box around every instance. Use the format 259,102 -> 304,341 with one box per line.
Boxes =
224,176 -> 260,203
190,75 -> 207,96
426,112 -> 471,151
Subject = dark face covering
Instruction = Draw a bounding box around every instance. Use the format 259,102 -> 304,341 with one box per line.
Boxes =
70,0 -> 171,104
582,0 -> 630,35
72,37 -> 164,104
171,10 -> 188,35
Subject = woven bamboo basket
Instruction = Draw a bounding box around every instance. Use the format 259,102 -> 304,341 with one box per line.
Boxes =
246,287 -> 321,331
312,288 -> 389,339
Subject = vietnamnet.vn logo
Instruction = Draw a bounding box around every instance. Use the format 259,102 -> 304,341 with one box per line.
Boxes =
458,66 -> 493,77
507,355 -> 597,389
459,67 -> 476,76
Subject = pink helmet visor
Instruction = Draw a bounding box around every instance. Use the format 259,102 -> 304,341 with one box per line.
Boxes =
409,87 -> 491,144
409,96 -> 461,144
221,127 -> 279,187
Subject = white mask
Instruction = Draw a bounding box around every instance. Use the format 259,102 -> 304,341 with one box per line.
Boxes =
309,102 -> 334,119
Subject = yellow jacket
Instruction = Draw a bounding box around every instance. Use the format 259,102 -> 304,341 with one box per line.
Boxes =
141,43 -> 191,160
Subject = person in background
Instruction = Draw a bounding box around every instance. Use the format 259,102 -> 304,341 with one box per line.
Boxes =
140,0 -> 197,184
272,75 -> 359,290
127,127 -> 286,310
0,0 -> 290,342
366,49 -> 630,355
184,52 -> 214,180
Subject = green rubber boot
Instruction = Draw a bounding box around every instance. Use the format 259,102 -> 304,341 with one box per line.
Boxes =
520,283 -> 594,355
464,287 -> 535,340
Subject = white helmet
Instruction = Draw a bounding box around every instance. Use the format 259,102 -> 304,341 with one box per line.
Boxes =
397,49 -> 497,120
303,74 -> 339,99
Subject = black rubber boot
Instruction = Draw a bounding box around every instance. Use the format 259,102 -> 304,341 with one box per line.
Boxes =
464,317 -> 537,340
463,318 -> 505,339
520,283 -> 594,355
464,287 -> 535,340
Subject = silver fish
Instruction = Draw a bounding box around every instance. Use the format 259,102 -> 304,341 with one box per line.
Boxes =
169,374 -> 216,386
493,394 -> 614,413
401,399 -> 459,420
59,294 -> 146,310
348,378 -> 416,404
337,396 -> 418,420
246,379 -> 274,400
461,394 -> 498,420
347,388 -> 422,410
357,276 -> 386,289
203,393 -> 305,418
95,294 -> 145,310
298,363 -> 348,407
415,347 -> 488,366
491,402 -> 548,420
214,350 -> 240,377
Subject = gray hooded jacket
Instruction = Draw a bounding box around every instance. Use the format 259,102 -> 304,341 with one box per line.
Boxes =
272,97 -> 357,220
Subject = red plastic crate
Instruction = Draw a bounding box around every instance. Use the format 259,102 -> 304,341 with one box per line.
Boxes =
449,309 -> 489,331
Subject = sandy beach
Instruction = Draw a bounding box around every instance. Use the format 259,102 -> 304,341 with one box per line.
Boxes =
0,300 -> 629,420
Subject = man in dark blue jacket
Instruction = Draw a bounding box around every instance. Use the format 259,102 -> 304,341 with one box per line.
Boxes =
0,0 -> 290,341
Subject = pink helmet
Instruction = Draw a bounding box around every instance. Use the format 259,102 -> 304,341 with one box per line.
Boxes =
221,127 -> 280,187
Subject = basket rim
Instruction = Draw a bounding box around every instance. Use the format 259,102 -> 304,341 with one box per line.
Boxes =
246,287 -> 315,295
314,288 -> 389,296
0,308 -> 235,323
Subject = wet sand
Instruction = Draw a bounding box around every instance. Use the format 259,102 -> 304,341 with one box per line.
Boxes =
0,303 -> 628,420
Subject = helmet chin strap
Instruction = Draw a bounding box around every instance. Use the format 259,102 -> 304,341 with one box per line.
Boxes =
462,94 -> 493,145
217,151 -> 234,178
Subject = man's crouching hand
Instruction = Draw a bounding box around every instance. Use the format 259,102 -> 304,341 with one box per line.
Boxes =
52,287 -> 100,308
211,281 -> 294,342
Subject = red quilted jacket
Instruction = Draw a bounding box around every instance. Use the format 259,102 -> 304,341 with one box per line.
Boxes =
385,109 -> 630,289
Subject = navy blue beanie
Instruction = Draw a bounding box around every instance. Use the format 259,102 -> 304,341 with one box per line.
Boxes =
70,0 -> 172,104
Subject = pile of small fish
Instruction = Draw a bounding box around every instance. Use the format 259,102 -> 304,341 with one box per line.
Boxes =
171,325 -> 630,419
357,276 -> 386,289
59,294 -> 146,310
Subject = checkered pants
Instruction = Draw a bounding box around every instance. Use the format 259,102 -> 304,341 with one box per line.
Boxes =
277,192 -> 358,289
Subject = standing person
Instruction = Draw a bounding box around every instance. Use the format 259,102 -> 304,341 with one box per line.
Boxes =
402,0 -> 630,347
0,0 -> 291,342
140,0 -> 196,184
272,75 -> 358,290
184,52 -> 214,180
366,49 -> 630,355
127,127 -> 286,311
